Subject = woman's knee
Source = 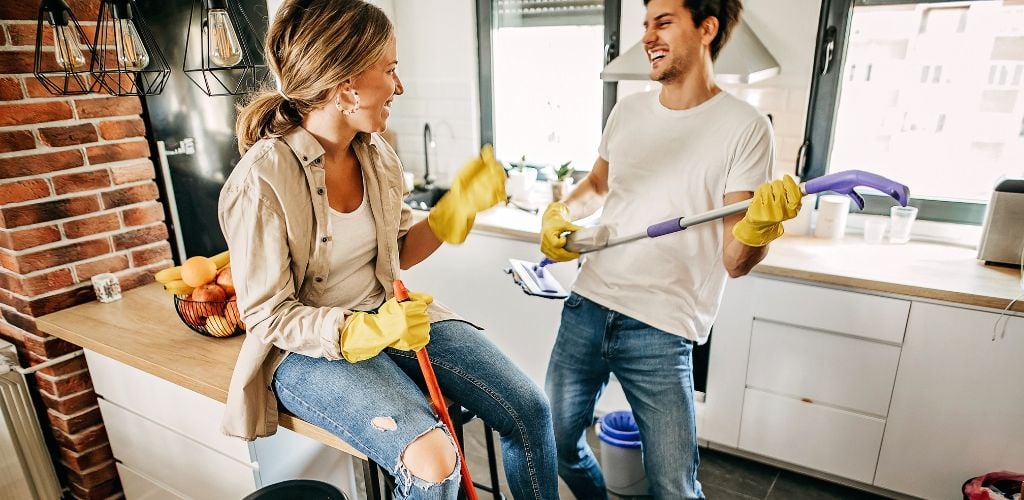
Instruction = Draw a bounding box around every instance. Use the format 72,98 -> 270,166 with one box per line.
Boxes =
401,427 -> 458,483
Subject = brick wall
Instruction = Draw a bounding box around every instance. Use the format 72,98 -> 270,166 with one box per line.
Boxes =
0,2 -> 173,498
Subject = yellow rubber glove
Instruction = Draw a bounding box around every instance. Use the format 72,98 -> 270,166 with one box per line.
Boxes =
732,175 -> 803,247
338,292 -> 433,363
427,144 -> 507,244
540,202 -> 583,262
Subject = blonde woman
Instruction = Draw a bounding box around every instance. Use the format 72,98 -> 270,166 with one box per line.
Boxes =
218,1 -> 558,497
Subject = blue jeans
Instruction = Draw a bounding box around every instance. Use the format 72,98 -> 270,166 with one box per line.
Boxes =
273,320 -> 558,499
546,293 -> 704,500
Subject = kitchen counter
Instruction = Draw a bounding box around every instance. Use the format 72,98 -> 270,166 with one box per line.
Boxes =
441,205 -> 1024,313
35,283 -> 365,460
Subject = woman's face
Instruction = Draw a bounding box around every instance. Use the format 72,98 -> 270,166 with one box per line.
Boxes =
348,37 -> 403,133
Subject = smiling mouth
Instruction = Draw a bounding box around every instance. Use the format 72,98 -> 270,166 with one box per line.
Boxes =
647,48 -> 668,66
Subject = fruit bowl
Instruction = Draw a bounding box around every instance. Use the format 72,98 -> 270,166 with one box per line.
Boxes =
173,295 -> 245,338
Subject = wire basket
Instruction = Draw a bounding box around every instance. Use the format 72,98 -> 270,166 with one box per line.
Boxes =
173,295 -> 245,338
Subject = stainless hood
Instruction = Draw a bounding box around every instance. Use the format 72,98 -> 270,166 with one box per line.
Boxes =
601,21 -> 780,84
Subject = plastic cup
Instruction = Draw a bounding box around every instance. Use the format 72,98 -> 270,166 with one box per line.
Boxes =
863,218 -> 887,244
888,206 -> 918,244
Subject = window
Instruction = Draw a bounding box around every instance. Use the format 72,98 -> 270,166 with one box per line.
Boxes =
477,0 -> 619,172
804,0 -> 1024,223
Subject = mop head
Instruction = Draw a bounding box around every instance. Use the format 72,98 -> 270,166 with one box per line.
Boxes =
507,259 -> 569,299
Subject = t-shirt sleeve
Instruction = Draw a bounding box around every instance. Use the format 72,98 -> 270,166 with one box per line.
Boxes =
598,100 -> 623,161
725,114 -> 775,194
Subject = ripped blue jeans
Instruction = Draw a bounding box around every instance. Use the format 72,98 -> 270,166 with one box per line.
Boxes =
273,320 -> 559,499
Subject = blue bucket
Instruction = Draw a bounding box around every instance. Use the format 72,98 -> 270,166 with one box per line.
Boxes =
596,410 -> 648,495
598,410 -> 641,444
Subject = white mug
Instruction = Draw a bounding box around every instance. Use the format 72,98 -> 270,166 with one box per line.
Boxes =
814,195 -> 850,240
507,168 -> 537,203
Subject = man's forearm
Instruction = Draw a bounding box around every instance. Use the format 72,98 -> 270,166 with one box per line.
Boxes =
561,174 -> 607,221
723,238 -> 769,278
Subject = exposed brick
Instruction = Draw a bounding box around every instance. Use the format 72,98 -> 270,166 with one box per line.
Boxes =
48,406 -> 102,435
23,74 -> 92,99
0,49 -> 63,73
97,118 -> 145,140
6,24 -> 44,46
22,333 -> 80,359
0,3 -> 36,20
0,149 -> 84,179
109,160 -> 154,184
63,213 -> 120,239
60,444 -> 113,474
1,26 -> 7,45
21,267 -> 75,295
0,270 -> 23,294
18,237 -> 111,273
130,242 -> 171,267
0,289 -> 31,316
28,351 -> 88,378
39,123 -> 98,147
0,251 -> 20,274
74,254 -> 128,281
69,476 -> 122,500
64,460 -> 117,490
113,224 -> 167,251
0,225 -> 62,251
53,424 -> 108,452
35,368 -> 93,398
0,77 -> 22,100
86,141 -> 150,165
0,321 -> 27,345
102,183 -> 158,209
116,267 -> 154,291
0,195 -> 99,229
27,283 -> 95,316
0,129 -> 35,153
74,97 -> 141,119
121,203 -> 164,227
0,307 -> 37,334
0,100 -> 73,126
53,169 -> 111,195
40,388 -> 98,415
0,179 -> 50,204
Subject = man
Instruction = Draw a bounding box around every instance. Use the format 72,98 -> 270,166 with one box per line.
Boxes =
540,0 -> 802,498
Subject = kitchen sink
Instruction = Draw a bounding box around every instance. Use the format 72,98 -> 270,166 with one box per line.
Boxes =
404,186 -> 449,210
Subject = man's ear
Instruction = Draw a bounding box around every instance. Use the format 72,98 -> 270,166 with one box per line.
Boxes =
702,16 -> 720,45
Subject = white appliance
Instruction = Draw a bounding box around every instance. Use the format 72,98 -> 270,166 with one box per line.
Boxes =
0,340 -> 62,500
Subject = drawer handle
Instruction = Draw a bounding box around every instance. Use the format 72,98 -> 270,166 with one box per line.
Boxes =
800,397 -> 814,404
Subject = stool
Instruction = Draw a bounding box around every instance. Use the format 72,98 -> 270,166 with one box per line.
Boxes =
243,479 -> 347,500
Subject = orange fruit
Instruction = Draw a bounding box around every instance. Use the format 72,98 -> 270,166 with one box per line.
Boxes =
181,256 -> 218,287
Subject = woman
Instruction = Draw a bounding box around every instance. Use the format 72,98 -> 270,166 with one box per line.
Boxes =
218,1 -> 558,498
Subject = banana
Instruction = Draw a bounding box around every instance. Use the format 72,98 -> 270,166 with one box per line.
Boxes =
210,250 -> 230,270
154,266 -> 182,284
163,280 -> 195,296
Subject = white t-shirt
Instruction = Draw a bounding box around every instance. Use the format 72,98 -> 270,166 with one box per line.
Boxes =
312,184 -> 386,312
572,90 -> 774,343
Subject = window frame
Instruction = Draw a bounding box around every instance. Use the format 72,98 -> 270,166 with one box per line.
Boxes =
801,0 -> 993,224
475,0 -> 621,159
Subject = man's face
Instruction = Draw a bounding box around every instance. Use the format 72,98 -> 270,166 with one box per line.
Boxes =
642,0 -> 716,83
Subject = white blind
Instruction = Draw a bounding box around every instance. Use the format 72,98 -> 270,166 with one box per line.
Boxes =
495,0 -> 604,27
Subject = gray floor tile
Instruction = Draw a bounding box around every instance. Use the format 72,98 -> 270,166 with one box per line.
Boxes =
766,470 -> 892,500
697,448 -> 780,499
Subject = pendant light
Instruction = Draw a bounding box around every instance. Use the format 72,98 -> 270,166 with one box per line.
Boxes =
33,0 -> 95,95
91,0 -> 171,96
182,0 -> 268,96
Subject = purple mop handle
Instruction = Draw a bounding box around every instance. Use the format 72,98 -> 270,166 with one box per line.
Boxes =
644,170 -> 910,238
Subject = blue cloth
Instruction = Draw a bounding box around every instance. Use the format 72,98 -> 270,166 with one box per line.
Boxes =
273,320 -> 558,499
546,293 -> 704,499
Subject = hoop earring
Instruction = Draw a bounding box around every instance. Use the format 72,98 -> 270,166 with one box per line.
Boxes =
336,91 -> 361,115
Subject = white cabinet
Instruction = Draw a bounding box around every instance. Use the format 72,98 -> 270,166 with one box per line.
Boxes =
874,303 -> 1024,500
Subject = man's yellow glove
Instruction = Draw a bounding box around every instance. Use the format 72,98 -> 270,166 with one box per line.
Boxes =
540,202 -> 582,262
427,144 -> 507,244
732,175 -> 803,247
339,292 -> 433,363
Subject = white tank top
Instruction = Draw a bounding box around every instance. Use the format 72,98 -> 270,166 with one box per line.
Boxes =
316,184 -> 386,312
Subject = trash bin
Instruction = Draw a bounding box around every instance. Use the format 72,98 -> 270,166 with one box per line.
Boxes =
598,410 -> 649,496
242,479 -> 348,500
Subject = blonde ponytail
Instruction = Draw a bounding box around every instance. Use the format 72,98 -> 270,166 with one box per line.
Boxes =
236,91 -> 302,154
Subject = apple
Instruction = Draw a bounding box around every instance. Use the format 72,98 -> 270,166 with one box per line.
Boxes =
216,266 -> 235,297
191,284 -> 227,316
225,299 -> 246,331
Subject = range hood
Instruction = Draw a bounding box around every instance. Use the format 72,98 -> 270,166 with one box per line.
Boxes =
601,21 -> 780,84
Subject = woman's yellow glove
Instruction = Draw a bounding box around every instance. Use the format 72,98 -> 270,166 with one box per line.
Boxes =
732,175 -> 803,247
339,292 -> 433,363
427,145 -> 507,244
540,202 -> 582,262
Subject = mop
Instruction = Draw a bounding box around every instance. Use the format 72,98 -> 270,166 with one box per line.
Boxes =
508,169 -> 911,299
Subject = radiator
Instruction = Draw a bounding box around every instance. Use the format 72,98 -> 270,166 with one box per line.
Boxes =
0,340 -> 62,500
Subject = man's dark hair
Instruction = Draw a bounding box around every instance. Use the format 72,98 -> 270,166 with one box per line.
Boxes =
643,0 -> 743,61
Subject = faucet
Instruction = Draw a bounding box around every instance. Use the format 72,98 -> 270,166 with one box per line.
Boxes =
422,123 -> 436,189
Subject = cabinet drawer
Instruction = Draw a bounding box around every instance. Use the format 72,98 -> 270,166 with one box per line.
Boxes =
99,399 -> 257,500
85,350 -> 251,463
739,389 -> 885,484
751,279 -> 909,344
747,320 -> 900,416
116,462 -> 186,500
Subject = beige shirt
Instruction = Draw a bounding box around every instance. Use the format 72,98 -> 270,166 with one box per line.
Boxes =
218,127 -> 460,440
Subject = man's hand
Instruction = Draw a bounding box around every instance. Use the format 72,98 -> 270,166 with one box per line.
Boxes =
540,202 -> 582,262
731,175 -> 802,247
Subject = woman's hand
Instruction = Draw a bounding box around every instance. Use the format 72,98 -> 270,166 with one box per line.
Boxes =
339,291 -> 433,362
426,145 -> 507,244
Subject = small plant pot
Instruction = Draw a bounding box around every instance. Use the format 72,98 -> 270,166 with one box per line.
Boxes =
551,179 -> 574,201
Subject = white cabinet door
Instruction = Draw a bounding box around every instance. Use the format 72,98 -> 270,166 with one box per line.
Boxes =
874,303 -> 1024,500
117,463 -> 186,500
702,276 -> 756,446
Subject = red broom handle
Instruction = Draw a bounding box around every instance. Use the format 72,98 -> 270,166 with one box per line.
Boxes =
393,280 -> 477,500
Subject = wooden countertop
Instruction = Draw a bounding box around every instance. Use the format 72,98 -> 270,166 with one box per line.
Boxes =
35,283 -> 365,459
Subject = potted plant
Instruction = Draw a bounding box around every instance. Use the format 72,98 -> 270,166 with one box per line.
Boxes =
550,161 -> 574,201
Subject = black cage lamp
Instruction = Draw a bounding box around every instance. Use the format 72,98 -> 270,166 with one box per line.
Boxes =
34,0 -> 95,95
91,0 -> 171,96
183,0 -> 268,96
